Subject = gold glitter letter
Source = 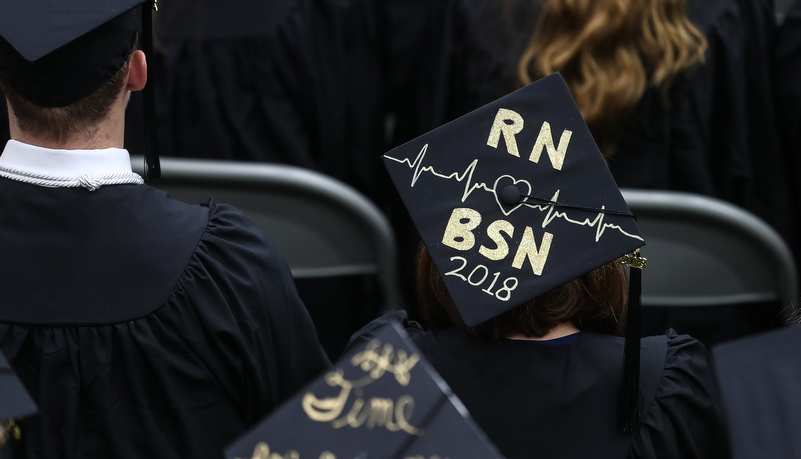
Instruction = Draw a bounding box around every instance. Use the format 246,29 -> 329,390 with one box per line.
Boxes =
442,208 -> 482,251
478,220 -> 514,261
302,370 -> 352,422
512,228 -> 553,275
487,108 -> 524,157
528,121 -> 572,171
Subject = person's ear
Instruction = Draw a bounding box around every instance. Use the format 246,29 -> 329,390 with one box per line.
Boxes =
125,50 -> 147,92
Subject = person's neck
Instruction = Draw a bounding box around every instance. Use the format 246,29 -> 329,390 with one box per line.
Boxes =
7,97 -> 127,150
12,128 -> 123,150
507,322 -> 580,341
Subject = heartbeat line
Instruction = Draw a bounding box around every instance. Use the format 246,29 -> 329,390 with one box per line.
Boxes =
383,144 -> 643,243
386,144 -> 492,202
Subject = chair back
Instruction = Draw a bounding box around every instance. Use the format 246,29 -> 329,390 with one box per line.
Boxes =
131,156 -> 404,314
621,189 -> 798,321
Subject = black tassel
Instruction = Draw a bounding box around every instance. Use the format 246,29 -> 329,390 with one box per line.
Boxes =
619,264 -> 642,433
141,0 -> 160,180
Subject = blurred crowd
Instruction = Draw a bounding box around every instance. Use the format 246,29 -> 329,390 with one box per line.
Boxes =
111,0 -> 801,347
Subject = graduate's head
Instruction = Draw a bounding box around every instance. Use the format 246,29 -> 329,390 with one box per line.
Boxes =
415,243 -> 628,338
0,51 -> 142,144
384,72 -> 647,432
0,1 -> 152,143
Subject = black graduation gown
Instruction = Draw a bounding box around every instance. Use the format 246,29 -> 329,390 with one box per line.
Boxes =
0,178 -> 330,459
131,0 -> 385,203
712,326 -> 801,459
412,329 -> 727,459
775,0 -> 801,260
347,313 -> 728,459
612,0 -> 793,246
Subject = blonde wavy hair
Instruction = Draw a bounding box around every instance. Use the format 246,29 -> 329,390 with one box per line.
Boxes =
518,0 -> 707,157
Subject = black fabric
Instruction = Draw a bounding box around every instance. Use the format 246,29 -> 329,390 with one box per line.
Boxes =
640,301 -> 784,351
375,0 -> 498,302
775,0 -> 801,262
294,275 -> 382,361
0,0 -> 143,62
712,325 -> 801,459
613,0 -> 795,251
155,0 -> 292,40
0,7 -> 140,107
0,180 -> 330,459
347,312 -> 727,459
0,180 -> 207,324
138,0 -> 385,204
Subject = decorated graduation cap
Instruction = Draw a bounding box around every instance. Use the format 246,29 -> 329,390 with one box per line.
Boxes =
0,351 -> 37,443
0,0 -> 160,178
382,73 -> 647,432
225,323 -> 506,459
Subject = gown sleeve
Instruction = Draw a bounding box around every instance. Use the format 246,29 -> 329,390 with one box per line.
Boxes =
183,200 -> 331,420
629,331 -> 729,459
344,310 -> 426,357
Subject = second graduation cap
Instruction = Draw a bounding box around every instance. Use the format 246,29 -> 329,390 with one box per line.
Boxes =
383,73 -> 645,327
225,323 -> 505,459
383,73 -> 647,432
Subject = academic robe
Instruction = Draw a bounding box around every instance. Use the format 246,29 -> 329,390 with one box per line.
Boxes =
0,178 -> 330,459
348,313 -> 729,459
130,0 -> 385,204
775,0 -> 801,261
713,325 -> 801,459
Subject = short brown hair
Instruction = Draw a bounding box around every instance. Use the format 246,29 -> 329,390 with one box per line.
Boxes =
416,244 -> 629,338
0,58 -> 130,144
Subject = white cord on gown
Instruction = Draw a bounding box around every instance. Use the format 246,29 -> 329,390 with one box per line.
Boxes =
0,165 -> 144,191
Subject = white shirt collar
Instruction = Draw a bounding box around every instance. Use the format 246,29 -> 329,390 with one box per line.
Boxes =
0,139 -> 135,176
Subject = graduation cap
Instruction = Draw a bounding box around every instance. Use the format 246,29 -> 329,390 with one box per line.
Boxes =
0,0 -> 160,178
225,322 -> 506,459
0,351 -> 37,443
382,73 -> 647,432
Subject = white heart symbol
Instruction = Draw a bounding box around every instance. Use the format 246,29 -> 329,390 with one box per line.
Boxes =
493,175 -> 532,216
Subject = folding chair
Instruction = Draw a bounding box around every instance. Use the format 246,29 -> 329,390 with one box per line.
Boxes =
621,189 -> 799,342
131,156 -> 404,356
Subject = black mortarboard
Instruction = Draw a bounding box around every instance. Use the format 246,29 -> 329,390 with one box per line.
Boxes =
225,323 -> 506,459
382,73 -> 647,431
0,0 -> 160,178
0,350 -> 36,440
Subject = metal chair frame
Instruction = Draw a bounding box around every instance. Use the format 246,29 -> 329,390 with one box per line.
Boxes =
621,189 -> 799,320
132,156 -> 404,313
